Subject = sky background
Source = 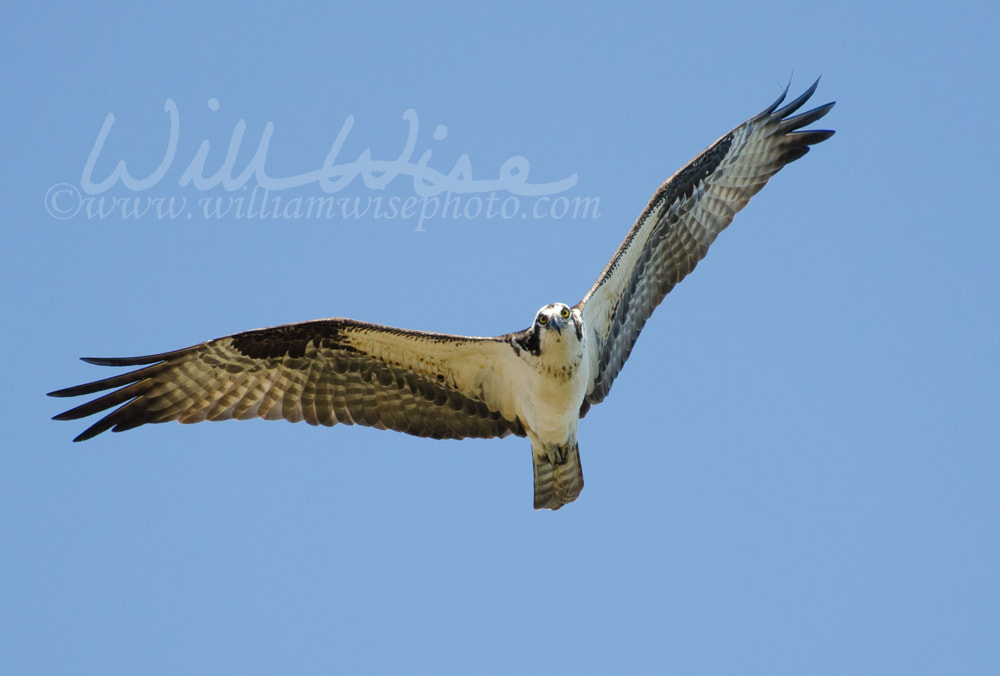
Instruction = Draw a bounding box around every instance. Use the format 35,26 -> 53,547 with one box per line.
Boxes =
3,2 -> 998,674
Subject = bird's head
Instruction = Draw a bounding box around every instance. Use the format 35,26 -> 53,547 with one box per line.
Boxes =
516,303 -> 587,374
532,303 -> 584,343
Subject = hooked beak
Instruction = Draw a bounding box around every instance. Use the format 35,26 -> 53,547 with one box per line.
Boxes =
547,316 -> 564,334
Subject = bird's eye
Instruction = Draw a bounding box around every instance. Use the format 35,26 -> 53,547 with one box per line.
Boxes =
538,315 -> 548,325
560,308 -> 570,319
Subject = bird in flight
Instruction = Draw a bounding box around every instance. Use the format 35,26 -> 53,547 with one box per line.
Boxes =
50,80 -> 835,510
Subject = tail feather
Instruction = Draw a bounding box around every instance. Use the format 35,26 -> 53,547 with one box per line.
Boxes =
532,442 -> 584,510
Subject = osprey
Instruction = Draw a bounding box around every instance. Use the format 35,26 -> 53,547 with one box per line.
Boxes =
50,81 -> 835,509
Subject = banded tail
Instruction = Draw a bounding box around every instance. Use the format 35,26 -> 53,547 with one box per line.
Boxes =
532,443 -> 584,510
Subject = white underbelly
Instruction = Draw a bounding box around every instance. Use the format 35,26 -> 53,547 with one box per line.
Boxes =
518,372 -> 587,445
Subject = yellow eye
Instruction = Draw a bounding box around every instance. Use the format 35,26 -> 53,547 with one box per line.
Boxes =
538,315 -> 548,325
560,308 -> 570,319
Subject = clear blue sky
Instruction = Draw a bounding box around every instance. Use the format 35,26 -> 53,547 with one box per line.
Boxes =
4,2 -> 998,674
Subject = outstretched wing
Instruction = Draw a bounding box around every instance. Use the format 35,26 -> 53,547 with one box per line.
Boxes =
49,319 -> 526,442
577,79 -> 835,405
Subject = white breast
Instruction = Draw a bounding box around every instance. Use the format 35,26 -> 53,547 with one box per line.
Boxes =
511,323 -> 591,445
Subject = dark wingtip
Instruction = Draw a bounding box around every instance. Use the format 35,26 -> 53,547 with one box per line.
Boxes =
49,355 -> 164,397
779,101 -> 836,133
761,80 -> 792,116
72,425 -> 104,442
48,380 -> 115,398
791,129 -> 837,146
48,385 -> 82,398
81,354 -> 170,367
50,413 -> 103,441
759,76 -> 826,121
772,79 -> 823,120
